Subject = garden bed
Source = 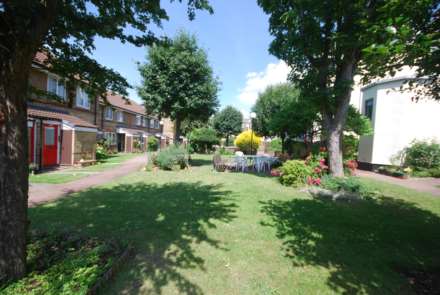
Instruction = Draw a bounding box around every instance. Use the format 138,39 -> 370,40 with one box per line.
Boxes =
0,231 -> 131,295
376,166 -> 409,179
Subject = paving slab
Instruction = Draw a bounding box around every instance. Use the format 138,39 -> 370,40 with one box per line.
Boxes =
356,170 -> 440,196
29,154 -> 148,207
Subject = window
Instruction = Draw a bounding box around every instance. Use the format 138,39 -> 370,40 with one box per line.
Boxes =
104,107 -> 113,120
45,127 -> 55,145
150,119 -> 155,128
76,87 -> 90,109
116,111 -> 124,122
47,76 -> 66,100
364,98 -> 374,120
136,115 -> 142,126
154,120 -> 160,129
104,132 -> 117,145
142,117 -> 147,127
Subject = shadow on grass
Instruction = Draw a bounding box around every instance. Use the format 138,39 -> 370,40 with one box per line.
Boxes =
189,158 -> 213,167
29,182 -> 237,295
260,196 -> 440,294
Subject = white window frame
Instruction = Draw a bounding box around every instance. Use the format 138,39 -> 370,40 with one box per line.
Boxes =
47,75 -> 66,100
154,120 -> 160,129
136,115 -> 142,126
104,106 -> 113,120
116,111 -> 124,123
150,119 -> 155,128
142,117 -> 147,127
75,86 -> 90,109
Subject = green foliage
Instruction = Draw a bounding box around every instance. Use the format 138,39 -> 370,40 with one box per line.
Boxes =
279,160 -> 313,187
258,0 -> 436,175
3,1 -> 213,99
252,83 -> 317,141
189,127 -> 219,153
148,137 -> 159,152
345,106 -> 373,136
212,106 -> 243,145
218,147 -> 234,156
320,176 -> 374,197
404,140 -> 440,170
269,138 -> 282,153
95,143 -> 110,160
342,135 -> 359,160
138,31 -> 220,138
154,146 -> 188,170
411,167 -> 440,178
1,232 -> 123,295
234,130 -> 262,155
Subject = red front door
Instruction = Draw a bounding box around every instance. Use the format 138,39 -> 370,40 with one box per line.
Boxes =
42,124 -> 58,167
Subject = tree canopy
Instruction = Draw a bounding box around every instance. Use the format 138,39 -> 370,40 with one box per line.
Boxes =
212,106 -> 243,146
138,31 -> 220,141
258,0 -> 437,176
0,0 -> 212,284
189,127 -> 219,153
252,83 -> 318,151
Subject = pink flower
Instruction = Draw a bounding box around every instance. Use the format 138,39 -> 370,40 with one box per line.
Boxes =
313,178 -> 321,185
314,167 -> 322,174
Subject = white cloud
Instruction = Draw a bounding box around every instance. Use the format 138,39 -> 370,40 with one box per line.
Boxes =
238,61 -> 291,108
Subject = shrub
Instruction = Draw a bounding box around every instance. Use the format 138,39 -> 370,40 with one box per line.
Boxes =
279,160 -> 313,187
219,147 -> 234,156
96,143 -> 110,160
154,145 -> 188,170
148,136 -> 159,151
234,130 -> 262,155
189,127 -> 219,153
404,140 -> 440,169
320,175 -> 374,197
428,168 -> 440,178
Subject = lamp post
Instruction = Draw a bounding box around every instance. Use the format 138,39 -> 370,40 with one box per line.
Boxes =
250,112 -> 256,155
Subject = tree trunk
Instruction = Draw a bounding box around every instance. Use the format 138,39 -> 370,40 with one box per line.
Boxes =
327,126 -> 344,176
281,134 -> 285,154
0,53 -> 33,284
225,134 -> 229,146
324,54 -> 358,177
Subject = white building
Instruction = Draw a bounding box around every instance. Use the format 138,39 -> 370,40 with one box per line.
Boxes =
351,69 -> 440,169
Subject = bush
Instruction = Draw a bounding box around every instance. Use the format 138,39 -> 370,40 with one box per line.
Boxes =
321,175 -> 374,197
148,136 -> 159,151
218,147 -> 234,156
411,167 -> 440,178
96,143 -> 110,160
189,127 -> 219,153
234,130 -> 262,155
404,140 -> 440,169
279,160 -> 313,187
154,145 -> 188,170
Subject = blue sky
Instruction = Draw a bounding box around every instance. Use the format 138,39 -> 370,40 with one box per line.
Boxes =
92,0 -> 290,116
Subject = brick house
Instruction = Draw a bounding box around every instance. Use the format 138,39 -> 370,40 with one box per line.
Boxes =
28,52 -> 171,170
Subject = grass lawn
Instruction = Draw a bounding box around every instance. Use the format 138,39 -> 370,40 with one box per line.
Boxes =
29,153 -> 140,184
28,154 -> 440,294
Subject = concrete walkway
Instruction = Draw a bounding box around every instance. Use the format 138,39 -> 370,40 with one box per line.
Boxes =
29,154 -> 148,207
356,170 -> 440,196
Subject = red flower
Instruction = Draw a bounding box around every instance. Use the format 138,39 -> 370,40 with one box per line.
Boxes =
314,167 -> 322,174
313,178 -> 321,185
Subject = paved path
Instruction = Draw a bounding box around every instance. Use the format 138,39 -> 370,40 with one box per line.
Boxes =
29,154 -> 148,207
356,170 -> 440,196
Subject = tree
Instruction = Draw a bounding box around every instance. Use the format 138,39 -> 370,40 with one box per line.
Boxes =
138,31 -> 220,143
252,83 -> 317,153
212,106 -> 243,146
258,0 -> 437,176
189,127 -> 219,153
0,0 -> 212,284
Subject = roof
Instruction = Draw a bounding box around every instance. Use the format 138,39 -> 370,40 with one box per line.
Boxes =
361,76 -> 428,91
106,93 -> 147,115
28,107 -> 97,128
